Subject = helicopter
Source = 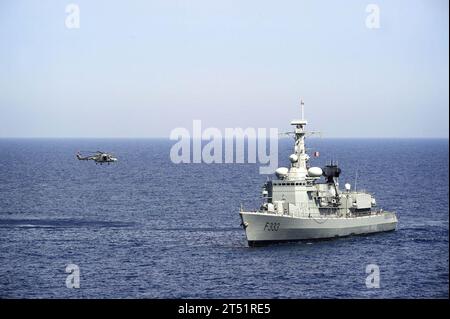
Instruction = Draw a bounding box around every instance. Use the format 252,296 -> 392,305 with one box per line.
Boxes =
76,151 -> 118,165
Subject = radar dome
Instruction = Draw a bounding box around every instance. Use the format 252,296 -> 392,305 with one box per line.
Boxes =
289,154 -> 298,163
307,167 -> 323,177
275,167 -> 289,179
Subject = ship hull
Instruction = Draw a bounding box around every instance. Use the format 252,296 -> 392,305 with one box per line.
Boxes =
240,211 -> 397,246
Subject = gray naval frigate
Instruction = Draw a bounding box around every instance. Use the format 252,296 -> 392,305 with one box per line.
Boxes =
239,101 -> 398,246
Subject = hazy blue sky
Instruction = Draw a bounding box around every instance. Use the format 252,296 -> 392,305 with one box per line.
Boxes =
0,0 -> 448,138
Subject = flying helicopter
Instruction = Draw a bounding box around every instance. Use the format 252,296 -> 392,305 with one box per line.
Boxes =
76,151 -> 118,165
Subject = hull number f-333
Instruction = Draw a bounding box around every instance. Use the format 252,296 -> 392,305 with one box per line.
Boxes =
264,222 -> 280,231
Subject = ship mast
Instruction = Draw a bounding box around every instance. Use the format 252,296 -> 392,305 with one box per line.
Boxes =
289,99 -> 309,179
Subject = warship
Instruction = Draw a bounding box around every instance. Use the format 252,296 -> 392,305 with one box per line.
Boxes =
239,100 -> 398,246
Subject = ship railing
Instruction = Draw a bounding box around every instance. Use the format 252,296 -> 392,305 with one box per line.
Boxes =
288,207 -> 385,218
351,189 -> 369,194
242,201 -> 385,218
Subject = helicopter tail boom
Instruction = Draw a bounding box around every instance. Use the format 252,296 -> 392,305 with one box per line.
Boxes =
76,153 -> 90,160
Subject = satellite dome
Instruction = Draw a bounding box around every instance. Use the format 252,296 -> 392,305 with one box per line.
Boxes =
275,167 -> 289,179
289,154 -> 298,163
307,167 -> 323,177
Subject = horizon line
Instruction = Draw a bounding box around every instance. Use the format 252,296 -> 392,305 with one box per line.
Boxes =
0,136 -> 448,140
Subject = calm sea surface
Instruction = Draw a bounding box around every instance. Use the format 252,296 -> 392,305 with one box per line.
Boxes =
0,138 -> 448,298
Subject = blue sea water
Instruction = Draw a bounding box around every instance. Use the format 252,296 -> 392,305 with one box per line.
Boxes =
0,138 -> 448,298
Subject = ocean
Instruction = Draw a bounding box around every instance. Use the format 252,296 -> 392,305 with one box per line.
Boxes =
0,138 -> 448,298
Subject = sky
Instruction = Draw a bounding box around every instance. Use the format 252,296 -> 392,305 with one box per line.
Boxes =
0,0 -> 448,138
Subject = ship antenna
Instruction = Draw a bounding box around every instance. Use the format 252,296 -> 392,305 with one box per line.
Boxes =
301,98 -> 305,120
354,169 -> 358,192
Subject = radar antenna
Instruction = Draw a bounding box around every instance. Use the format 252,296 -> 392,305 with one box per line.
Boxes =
301,98 -> 305,120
